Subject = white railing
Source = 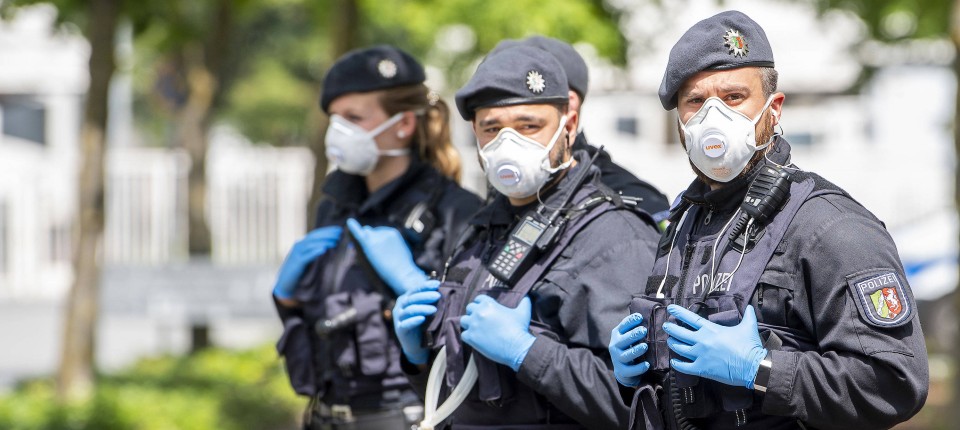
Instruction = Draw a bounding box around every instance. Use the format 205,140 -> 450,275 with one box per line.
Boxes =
104,148 -> 190,265
207,129 -> 315,265
0,130 -> 315,299
0,138 -> 73,300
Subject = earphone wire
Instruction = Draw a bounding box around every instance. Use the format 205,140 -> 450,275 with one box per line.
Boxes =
763,124 -> 802,172
708,208 -> 742,295
723,219 -> 754,291
656,207 -> 691,298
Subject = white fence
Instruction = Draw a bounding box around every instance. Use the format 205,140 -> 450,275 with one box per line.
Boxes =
207,131 -> 314,265
0,133 -> 315,299
0,139 -> 74,299
104,148 -> 190,265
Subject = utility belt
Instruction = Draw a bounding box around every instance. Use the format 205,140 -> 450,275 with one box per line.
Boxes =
449,424 -> 584,430
304,398 -> 424,430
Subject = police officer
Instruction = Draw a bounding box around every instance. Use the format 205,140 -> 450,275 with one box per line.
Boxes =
351,44 -> 661,429
272,45 -> 482,430
491,35 -> 671,221
608,11 -> 929,430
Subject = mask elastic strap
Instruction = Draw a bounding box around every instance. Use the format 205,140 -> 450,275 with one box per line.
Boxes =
542,115 -> 571,174
379,148 -> 411,156
370,112 -> 411,157
369,112 -> 405,137
749,95 -> 779,154
750,95 -> 777,126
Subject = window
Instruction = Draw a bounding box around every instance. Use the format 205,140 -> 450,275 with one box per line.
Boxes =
783,132 -> 817,146
616,116 -> 639,137
1,96 -> 46,145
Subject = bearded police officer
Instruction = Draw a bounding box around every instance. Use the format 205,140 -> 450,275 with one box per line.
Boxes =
608,10 -> 929,430
350,44 -> 660,429
491,35 -> 671,221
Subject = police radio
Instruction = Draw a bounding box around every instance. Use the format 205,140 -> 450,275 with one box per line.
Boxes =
729,164 -> 792,240
487,148 -> 602,286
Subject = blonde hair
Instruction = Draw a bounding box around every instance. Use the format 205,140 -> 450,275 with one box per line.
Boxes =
379,84 -> 462,182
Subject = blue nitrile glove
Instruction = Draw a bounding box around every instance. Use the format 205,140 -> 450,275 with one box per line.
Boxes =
272,226 -> 343,299
460,295 -> 536,372
664,304 -> 767,389
393,280 -> 441,365
346,218 -> 428,296
609,313 -> 650,387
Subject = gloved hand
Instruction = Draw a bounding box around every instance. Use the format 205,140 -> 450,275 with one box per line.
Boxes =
392,280 -> 441,365
608,313 -> 650,387
272,226 -> 343,299
346,218 -> 428,296
460,295 -> 536,372
664,304 -> 767,389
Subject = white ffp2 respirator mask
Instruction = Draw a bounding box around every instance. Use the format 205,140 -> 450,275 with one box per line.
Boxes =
680,96 -> 775,182
478,115 -> 570,199
325,113 -> 409,176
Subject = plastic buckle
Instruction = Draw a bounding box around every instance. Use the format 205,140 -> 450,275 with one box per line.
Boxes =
330,404 -> 354,423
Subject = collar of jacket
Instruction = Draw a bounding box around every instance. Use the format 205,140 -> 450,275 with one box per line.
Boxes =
681,136 -> 793,214
469,149 -> 599,228
321,155 -> 433,217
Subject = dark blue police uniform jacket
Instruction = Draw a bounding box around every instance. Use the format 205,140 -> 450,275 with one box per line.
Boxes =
630,138 -> 928,430
404,153 -> 661,429
275,159 -> 481,408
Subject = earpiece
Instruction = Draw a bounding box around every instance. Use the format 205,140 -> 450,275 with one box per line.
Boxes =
397,130 -> 406,138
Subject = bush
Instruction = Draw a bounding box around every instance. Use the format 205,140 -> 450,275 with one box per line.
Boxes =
0,344 -> 303,430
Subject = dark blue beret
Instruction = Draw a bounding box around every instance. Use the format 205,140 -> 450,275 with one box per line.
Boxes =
659,10 -> 775,110
320,45 -> 426,113
455,44 -> 569,121
490,36 -> 589,99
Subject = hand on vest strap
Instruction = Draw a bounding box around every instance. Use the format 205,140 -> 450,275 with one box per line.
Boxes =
664,304 -> 767,389
393,280 -> 441,365
609,313 -> 650,387
347,218 -> 428,296
272,225 -> 343,299
460,295 -> 536,372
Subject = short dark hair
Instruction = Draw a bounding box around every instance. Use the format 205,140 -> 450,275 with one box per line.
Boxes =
760,67 -> 779,98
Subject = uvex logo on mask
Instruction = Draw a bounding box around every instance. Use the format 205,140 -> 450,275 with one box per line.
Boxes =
703,138 -> 726,158
497,165 -> 522,185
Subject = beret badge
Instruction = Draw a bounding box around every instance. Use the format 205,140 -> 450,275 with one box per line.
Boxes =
377,59 -> 398,79
723,29 -> 749,58
526,70 -> 546,94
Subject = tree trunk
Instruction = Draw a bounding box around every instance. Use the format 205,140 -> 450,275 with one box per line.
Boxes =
951,0 -> 960,422
179,0 -> 233,255
306,0 -> 359,225
178,48 -> 216,255
57,0 -> 119,402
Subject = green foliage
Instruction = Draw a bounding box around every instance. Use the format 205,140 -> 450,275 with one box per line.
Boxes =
361,0 -> 626,64
213,0 -> 626,146
811,0 -> 951,40
0,345 -> 303,430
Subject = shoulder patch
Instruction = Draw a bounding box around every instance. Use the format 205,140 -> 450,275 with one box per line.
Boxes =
847,270 -> 913,328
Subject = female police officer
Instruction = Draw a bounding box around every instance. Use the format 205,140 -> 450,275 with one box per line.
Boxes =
272,45 -> 481,430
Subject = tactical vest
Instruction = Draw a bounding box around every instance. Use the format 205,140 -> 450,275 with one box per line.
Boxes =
275,170 -> 448,402
429,181 -> 653,427
628,172 -> 850,430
